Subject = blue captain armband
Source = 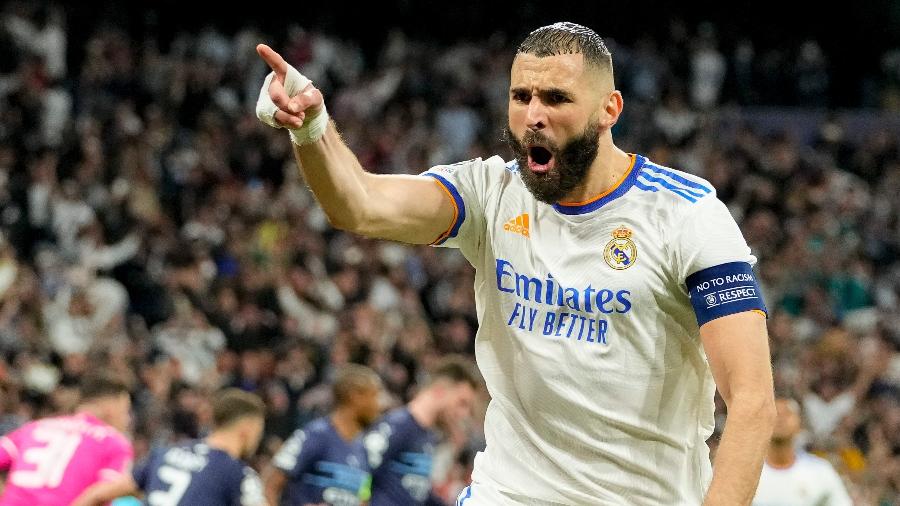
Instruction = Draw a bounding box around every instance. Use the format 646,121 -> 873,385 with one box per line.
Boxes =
686,262 -> 768,327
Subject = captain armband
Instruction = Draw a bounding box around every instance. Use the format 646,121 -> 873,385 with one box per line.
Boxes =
686,261 -> 768,327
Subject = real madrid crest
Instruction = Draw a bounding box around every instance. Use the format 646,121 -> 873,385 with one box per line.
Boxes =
604,226 -> 637,270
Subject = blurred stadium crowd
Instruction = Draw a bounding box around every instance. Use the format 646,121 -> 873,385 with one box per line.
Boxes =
0,2 -> 899,504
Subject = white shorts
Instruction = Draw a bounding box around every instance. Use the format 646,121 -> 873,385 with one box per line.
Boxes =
456,481 -> 508,506
455,481 -> 570,506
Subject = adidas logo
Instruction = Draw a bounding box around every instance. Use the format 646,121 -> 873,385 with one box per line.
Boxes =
503,213 -> 530,238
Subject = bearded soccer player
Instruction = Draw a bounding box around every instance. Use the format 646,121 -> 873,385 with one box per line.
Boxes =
254,22 -> 775,505
0,375 -> 134,506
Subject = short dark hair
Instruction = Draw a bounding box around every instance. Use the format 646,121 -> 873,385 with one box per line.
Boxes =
333,364 -> 381,406
79,375 -> 130,403
517,22 -> 613,73
212,389 -> 266,428
429,355 -> 481,390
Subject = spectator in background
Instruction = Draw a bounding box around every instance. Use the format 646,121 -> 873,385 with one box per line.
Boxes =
689,23 -> 726,109
752,397 -> 852,506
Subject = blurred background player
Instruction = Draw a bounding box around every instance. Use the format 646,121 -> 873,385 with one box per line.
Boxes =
264,364 -> 382,506
73,388 -> 268,506
0,375 -> 133,506
364,356 -> 479,506
752,397 -> 853,506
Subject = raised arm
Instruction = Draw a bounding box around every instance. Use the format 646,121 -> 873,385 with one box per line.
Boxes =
255,44 -> 455,244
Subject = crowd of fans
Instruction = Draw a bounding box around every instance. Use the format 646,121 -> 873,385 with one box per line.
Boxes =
0,3 -> 899,504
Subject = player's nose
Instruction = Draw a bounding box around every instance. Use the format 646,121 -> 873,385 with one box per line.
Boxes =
525,99 -> 547,131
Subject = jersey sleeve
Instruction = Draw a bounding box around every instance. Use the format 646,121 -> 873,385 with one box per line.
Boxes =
671,197 -> 767,327
271,428 -> 318,479
420,157 -> 502,262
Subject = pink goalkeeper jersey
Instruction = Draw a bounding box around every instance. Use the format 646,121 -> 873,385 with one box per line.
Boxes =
0,413 -> 133,506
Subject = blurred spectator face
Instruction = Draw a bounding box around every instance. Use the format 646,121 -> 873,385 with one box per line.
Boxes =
240,351 -> 262,382
771,398 -> 802,443
437,381 -> 476,429
333,267 -> 361,299
215,285 -> 239,314
288,266 -> 313,294
505,52 -> 616,204
351,379 -> 384,426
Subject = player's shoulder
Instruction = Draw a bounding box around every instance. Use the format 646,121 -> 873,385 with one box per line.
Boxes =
303,416 -> 334,435
366,407 -> 412,438
9,418 -> 39,435
210,448 -> 246,475
630,156 -> 717,207
187,441 -> 217,460
423,155 -> 516,186
112,427 -> 133,447
98,426 -> 133,453
111,436 -> 133,457
383,407 -> 413,426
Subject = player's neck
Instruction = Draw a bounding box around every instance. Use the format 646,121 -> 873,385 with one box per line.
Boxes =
205,430 -> 243,459
558,143 -> 632,205
330,407 -> 363,442
76,406 -> 105,425
406,394 -> 436,429
766,444 -> 797,469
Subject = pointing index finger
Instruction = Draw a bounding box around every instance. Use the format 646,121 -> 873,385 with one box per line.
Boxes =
256,44 -> 288,77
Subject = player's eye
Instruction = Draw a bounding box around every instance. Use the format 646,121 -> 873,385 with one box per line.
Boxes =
546,92 -> 570,105
512,91 -> 530,104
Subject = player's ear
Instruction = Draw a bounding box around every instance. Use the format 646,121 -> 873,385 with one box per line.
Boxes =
601,91 -> 624,129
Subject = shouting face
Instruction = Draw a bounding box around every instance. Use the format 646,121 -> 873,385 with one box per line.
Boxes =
506,52 -> 621,203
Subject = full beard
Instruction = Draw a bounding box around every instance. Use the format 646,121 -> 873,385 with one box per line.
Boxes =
503,121 -> 602,204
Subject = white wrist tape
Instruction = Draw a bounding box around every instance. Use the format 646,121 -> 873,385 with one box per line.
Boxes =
255,65 -> 329,146
288,104 -> 329,146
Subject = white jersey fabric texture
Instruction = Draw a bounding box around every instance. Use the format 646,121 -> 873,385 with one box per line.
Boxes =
752,452 -> 853,506
423,153 -> 765,505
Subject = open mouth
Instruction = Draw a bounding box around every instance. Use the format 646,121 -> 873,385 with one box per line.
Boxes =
527,146 -> 555,173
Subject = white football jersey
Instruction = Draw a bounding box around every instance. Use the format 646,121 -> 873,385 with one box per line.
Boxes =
753,453 -> 852,506
422,153 -> 767,505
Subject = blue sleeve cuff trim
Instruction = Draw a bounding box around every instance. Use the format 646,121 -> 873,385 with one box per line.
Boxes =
686,261 -> 768,327
423,173 -> 466,245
